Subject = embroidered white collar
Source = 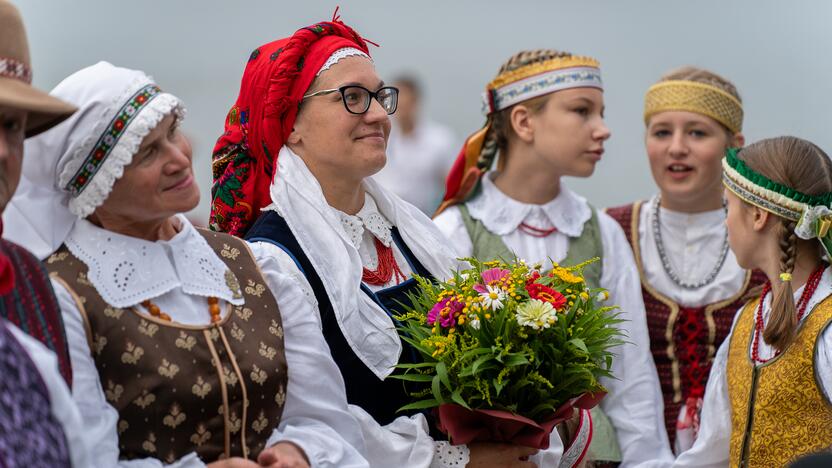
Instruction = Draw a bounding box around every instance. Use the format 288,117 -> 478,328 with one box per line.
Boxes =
466,172 -> 592,237
335,194 -> 394,249
65,214 -> 245,308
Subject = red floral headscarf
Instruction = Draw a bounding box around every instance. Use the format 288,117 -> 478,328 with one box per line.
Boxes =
210,14 -> 371,236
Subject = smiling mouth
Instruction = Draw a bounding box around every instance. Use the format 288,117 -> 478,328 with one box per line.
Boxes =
357,133 -> 384,140
165,174 -> 193,191
668,164 -> 693,173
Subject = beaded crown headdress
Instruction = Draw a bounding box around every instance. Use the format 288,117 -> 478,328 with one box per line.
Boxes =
644,80 -> 743,134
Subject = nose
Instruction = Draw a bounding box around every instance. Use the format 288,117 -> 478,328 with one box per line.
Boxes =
668,131 -> 688,158
162,138 -> 193,175
363,96 -> 390,125
594,119 -> 611,142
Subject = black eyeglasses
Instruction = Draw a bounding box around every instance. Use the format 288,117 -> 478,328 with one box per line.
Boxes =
302,85 -> 399,115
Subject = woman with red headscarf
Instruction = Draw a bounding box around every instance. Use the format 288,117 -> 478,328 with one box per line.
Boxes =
211,13 -> 565,468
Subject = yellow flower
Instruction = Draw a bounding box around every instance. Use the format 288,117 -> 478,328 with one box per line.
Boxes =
552,267 -> 584,284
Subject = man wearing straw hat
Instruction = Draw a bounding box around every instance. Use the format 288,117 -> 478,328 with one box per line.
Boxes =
0,1 -> 88,466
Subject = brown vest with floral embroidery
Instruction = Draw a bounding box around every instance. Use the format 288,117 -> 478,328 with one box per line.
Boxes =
46,229 -> 288,463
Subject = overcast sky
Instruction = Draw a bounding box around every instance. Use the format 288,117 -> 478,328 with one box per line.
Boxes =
15,0 -> 832,221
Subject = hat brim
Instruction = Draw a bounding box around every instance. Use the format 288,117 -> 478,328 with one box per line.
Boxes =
0,76 -> 76,137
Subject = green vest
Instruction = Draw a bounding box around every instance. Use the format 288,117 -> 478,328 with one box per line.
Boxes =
457,203 -> 621,462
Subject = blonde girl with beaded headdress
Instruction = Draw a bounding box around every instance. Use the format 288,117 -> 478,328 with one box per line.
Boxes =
434,50 -> 673,467
606,67 -> 767,453
674,137 -> 832,467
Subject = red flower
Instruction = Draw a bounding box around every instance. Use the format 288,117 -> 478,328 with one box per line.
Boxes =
525,283 -> 567,310
525,271 -> 541,286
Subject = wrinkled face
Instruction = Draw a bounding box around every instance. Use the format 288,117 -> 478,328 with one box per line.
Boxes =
0,106 -> 26,214
646,111 -> 735,204
724,188 -> 759,269
289,56 -> 391,182
528,87 -> 610,177
94,113 -> 198,222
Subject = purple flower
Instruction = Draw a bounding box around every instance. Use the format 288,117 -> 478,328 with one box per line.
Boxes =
427,297 -> 464,328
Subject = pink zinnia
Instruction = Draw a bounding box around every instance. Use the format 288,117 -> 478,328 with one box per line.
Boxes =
427,297 -> 463,328
481,268 -> 510,285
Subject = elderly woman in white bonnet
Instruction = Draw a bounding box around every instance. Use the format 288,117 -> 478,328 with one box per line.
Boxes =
4,61 -> 368,468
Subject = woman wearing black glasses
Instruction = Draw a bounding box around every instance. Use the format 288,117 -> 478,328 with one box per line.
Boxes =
211,15 -> 543,468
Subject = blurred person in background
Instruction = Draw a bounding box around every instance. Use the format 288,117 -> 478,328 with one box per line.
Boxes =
373,74 -> 456,215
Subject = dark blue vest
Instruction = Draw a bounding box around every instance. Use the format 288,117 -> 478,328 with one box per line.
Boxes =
246,210 -> 430,425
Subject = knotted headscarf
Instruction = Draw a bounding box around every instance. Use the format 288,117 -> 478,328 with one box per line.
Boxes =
210,13 -> 372,236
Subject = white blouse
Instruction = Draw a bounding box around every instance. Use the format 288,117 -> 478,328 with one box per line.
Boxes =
433,174 -> 675,468
5,321 -> 90,467
636,196 -> 746,308
52,215 -> 368,468
673,267 -> 832,468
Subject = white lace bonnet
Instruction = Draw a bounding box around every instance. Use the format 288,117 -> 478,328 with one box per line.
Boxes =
3,61 -> 185,258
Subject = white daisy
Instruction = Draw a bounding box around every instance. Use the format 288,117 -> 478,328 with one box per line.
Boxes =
479,284 -> 506,311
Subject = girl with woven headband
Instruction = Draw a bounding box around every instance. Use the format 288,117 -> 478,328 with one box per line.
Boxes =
5,61 -> 370,468
211,14 -> 558,468
433,50 -> 672,467
606,67 -> 766,454
674,137 -> 832,466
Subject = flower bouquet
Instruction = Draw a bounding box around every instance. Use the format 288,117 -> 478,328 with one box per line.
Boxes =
391,257 -> 624,450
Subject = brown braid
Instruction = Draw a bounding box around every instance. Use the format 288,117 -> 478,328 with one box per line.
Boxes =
766,220 -> 799,349
478,49 -> 573,172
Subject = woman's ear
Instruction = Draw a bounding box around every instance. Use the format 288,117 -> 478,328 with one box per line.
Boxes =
731,132 -> 746,148
287,127 -> 301,145
509,104 -> 535,143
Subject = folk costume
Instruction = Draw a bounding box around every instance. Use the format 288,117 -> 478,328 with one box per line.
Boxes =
606,81 -> 765,452
210,16 -> 572,467
0,2 -> 86,465
673,149 -> 832,468
433,55 -> 673,467
6,62 -> 367,467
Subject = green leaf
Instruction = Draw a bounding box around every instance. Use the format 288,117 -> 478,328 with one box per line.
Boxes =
451,389 -> 471,409
388,373 -> 435,382
432,374 -> 444,403
437,362 -> 452,391
569,338 -> 588,354
397,398 -> 440,412
503,354 -> 530,367
396,362 -> 438,370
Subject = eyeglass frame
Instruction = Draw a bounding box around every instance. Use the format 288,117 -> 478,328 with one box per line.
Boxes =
301,85 -> 399,115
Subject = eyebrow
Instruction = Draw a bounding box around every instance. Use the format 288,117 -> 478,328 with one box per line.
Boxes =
337,80 -> 386,89
567,96 -> 596,106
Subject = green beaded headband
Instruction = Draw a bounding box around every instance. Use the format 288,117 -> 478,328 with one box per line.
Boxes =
722,147 -> 832,259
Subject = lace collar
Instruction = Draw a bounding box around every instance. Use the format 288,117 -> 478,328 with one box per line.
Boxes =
335,194 -> 394,249
466,172 -> 592,237
65,214 -> 245,308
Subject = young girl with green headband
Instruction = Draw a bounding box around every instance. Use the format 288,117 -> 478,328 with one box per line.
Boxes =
674,137 -> 832,467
